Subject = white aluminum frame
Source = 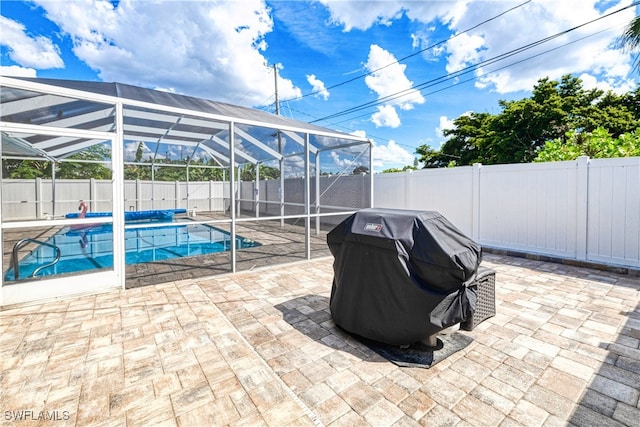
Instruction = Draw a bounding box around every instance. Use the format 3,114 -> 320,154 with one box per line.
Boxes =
0,76 -> 373,306
0,122 -> 124,306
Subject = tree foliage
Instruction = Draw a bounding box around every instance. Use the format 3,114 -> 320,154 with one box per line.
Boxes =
123,159 -> 227,182
618,14 -> 640,72
3,159 -> 51,179
381,165 -> 417,173
2,142 -> 246,181
239,163 -> 280,181
352,165 -> 369,175
417,75 -> 640,167
2,144 -> 112,179
57,144 -> 112,179
418,113 -> 491,168
535,127 -> 640,162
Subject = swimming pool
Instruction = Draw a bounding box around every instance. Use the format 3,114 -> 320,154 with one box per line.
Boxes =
5,222 -> 259,281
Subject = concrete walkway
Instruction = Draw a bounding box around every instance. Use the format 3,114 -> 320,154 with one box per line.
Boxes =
1,254 -> 638,426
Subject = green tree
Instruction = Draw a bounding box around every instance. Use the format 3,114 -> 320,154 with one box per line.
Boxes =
3,143 -> 234,181
417,75 -> 640,167
135,142 -> 144,162
124,163 -> 151,180
426,112 -> 492,167
153,163 -> 186,181
352,165 -> 369,175
618,14 -> 640,72
535,127 -> 640,162
4,159 -> 52,179
57,144 -> 112,179
484,75 -> 601,163
381,164 -> 417,173
4,145 -> 113,179
239,164 -> 281,181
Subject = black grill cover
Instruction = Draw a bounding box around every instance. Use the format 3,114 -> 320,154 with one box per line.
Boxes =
327,208 -> 481,346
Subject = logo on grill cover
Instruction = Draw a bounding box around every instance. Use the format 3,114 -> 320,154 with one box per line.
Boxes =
364,223 -> 382,232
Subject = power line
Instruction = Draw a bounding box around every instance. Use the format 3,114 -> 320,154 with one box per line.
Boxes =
281,22 -> 618,154
285,105 -> 416,151
309,1 -> 639,124
289,0 -> 533,101
329,25 -> 617,128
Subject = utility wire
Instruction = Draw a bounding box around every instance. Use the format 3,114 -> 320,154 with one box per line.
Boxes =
287,24 -> 621,150
330,25 -> 617,127
285,105 -> 419,151
290,23 -> 613,143
310,1 -> 639,124
317,33 -> 578,122
289,0 -> 533,101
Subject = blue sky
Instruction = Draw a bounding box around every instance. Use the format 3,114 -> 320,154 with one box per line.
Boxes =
1,0 -> 638,171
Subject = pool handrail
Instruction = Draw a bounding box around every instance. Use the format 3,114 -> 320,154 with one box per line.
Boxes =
11,238 -> 61,280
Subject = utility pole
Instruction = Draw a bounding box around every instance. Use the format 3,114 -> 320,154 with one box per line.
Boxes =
273,64 -> 280,116
273,64 -> 285,225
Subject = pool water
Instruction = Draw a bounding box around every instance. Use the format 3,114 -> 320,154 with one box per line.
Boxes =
5,222 -> 259,281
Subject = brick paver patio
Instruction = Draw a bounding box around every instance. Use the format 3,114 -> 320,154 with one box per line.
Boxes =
1,253 -> 638,426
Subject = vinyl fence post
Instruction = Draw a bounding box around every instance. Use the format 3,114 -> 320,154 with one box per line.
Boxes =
135,179 -> 141,211
175,180 -> 180,210
90,178 -> 96,212
472,163 -> 482,243
576,156 -> 589,261
209,180 -> 213,212
36,177 -> 42,219
405,169 -> 412,209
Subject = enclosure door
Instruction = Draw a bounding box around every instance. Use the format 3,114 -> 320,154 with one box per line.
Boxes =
1,125 -> 124,306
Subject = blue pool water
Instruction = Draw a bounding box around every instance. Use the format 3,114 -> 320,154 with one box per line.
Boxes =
5,222 -> 259,281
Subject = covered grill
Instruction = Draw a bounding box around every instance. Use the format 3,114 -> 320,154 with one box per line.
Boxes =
327,208 -> 482,346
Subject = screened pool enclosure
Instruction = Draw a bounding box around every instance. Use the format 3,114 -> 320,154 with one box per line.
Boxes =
0,76 -> 372,306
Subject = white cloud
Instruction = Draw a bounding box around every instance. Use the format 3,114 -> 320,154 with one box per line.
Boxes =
445,0 -> 636,94
579,72 -> 635,94
327,140 -> 373,174
321,0 -> 636,95
364,44 -> 425,128
306,74 -> 330,100
33,0 -> 301,106
444,32 -> 485,74
124,141 -> 154,162
330,150 -> 357,169
0,65 -> 37,77
319,0 -> 405,31
435,116 -> 455,139
579,73 -> 609,92
319,0 -> 465,31
410,27 -> 444,62
123,141 -> 212,163
364,45 -> 425,109
350,129 -> 367,139
270,2 -> 340,57
371,105 -> 401,128
0,15 -> 64,69
371,140 -> 415,171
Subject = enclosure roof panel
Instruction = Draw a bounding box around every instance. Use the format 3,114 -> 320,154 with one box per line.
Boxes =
1,76 -> 369,165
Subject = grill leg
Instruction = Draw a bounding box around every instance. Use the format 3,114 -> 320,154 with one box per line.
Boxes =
422,334 -> 438,347
440,323 -> 460,334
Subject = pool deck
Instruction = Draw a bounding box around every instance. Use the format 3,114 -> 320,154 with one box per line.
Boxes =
125,216 -> 334,288
1,253 -> 639,426
2,213 -> 334,288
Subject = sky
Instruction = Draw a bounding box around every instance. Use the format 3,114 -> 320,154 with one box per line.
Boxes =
1,0 -> 638,172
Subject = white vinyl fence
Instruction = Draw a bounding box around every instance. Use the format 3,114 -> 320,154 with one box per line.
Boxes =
1,175 -> 370,221
375,156 -> 640,269
238,174 -> 370,218
2,157 -> 638,269
1,179 -> 230,219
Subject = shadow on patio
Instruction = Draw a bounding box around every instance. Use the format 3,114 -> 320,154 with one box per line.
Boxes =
1,253 -> 638,426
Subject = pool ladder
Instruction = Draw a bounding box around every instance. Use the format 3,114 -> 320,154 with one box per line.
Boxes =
11,238 -> 61,280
